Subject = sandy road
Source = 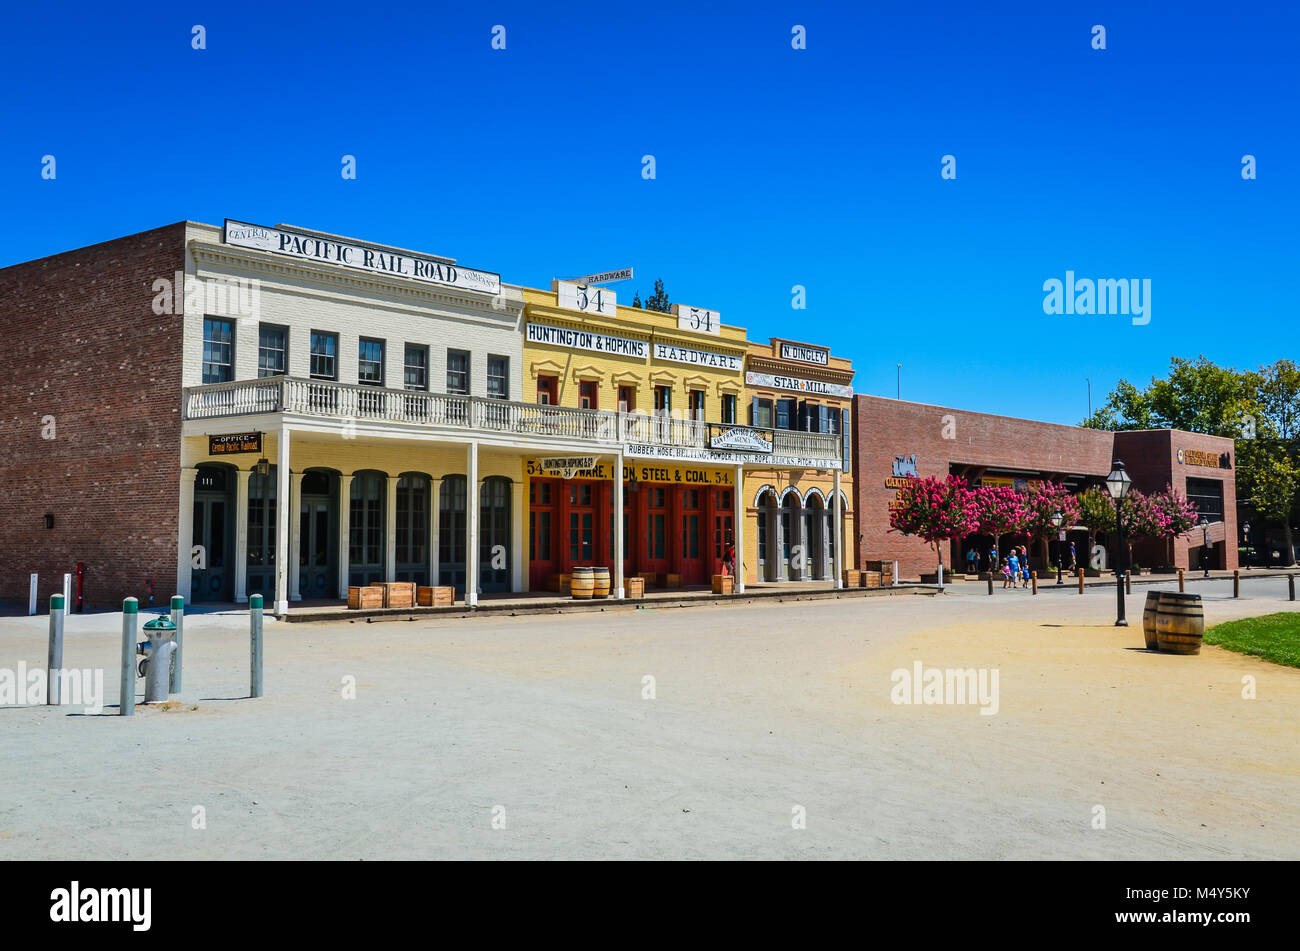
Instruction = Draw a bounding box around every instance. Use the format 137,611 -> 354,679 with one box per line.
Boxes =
1,577 -> 1296,859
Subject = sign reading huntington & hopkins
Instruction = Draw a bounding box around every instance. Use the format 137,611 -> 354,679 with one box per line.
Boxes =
223,220 -> 501,296
745,371 -> 852,399
708,424 -> 773,453
526,323 -> 648,358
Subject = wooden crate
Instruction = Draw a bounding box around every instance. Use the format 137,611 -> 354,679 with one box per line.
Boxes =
664,573 -> 682,588
348,585 -> 384,610
417,586 -> 455,607
638,571 -> 657,588
711,574 -> 734,595
842,569 -> 862,587
626,577 -> 645,599
861,571 -> 882,588
383,582 -> 416,608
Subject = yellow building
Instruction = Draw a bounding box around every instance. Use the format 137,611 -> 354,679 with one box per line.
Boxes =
520,283 -> 749,589
742,338 -> 856,584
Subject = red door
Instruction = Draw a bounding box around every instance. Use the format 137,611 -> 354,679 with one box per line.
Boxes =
713,488 -> 734,577
528,479 -> 558,590
680,487 -> 705,585
567,481 -> 596,567
642,484 -> 669,577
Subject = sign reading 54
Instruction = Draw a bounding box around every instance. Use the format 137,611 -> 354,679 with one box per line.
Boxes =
557,280 -> 616,315
674,303 -> 721,336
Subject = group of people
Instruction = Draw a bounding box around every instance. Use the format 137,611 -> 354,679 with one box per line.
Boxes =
963,541 -> 1080,588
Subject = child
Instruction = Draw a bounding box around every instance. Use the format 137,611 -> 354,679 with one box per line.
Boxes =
1002,557 -> 1013,589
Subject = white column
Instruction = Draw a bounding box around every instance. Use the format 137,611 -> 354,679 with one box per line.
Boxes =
177,468 -> 197,602
273,428 -> 291,616
511,479 -> 525,592
234,469 -> 252,603
614,451 -> 625,598
466,443 -> 479,606
431,478 -> 441,586
289,471 -> 304,601
385,475 -> 399,582
338,474 -> 353,598
733,465 -> 745,594
833,469 -> 843,589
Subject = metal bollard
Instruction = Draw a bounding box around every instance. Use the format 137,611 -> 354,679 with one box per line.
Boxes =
1178,568 -> 1185,592
1233,569 -> 1240,598
120,597 -> 138,716
170,596 -> 185,692
1031,571 -> 1037,595
250,594 -> 264,698
986,575 -> 993,595
47,594 -> 65,706
1126,572 -> 1132,595
1077,568 -> 1085,595
1289,574 -> 1295,601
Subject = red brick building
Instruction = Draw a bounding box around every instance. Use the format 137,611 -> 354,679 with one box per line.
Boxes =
852,395 -> 1238,579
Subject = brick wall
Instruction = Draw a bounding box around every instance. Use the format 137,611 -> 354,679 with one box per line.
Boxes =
0,224 -> 186,609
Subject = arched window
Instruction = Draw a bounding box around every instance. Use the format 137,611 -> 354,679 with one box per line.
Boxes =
480,476 -> 512,592
349,471 -> 385,586
439,475 -> 467,591
396,473 -> 430,584
246,465 -> 277,598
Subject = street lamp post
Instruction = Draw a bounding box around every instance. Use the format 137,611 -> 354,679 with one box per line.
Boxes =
1201,516 -> 1210,577
1106,461 -> 1132,627
1051,511 -> 1064,585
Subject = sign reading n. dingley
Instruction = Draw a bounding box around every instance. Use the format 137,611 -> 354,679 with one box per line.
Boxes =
223,220 -> 500,296
745,370 -> 852,398
209,432 -> 262,455
526,323 -> 648,358
708,424 -> 773,453
779,342 -> 830,365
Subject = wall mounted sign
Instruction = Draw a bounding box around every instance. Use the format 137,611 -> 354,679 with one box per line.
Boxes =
556,280 -> 617,316
568,268 -> 633,285
745,370 -> 852,399
526,323 -> 648,358
526,459 -> 734,485
891,454 -> 918,477
779,342 -> 830,365
653,342 -> 742,371
623,443 -> 841,470
539,455 -> 599,479
1178,448 -> 1232,469
674,304 -> 722,336
209,432 -> 262,455
223,220 -> 500,295
708,424 -> 774,453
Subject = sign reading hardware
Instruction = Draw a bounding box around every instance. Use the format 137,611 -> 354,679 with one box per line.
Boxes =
779,342 -> 830,365
526,458 -> 734,485
1177,448 -> 1232,469
556,281 -> 617,316
653,342 -> 741,371
569,268 -> 633,285
209,432 -> 262,455
223,220 -> 500,295
673,304 -> 722,336
708,424 -> 773,453
745,370 -> 852,398
526,323 -> 648,357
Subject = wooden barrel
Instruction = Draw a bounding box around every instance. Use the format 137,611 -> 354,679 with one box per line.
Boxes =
592,567 -> 611,598
1155,592 -> 1204,654
1142,591 -> 1161,650
570,567 -> 594,599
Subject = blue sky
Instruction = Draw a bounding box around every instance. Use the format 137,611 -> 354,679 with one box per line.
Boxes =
2,1 -> 1295,425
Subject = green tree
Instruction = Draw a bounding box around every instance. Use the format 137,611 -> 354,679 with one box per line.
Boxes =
635,278 -> 670,313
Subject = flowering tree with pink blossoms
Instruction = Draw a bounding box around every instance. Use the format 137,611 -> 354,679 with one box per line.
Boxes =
1021,482 -> 1083,567
973,485 -> 1030,559
889,475 -> 980,579
1147,485 -> 1200,567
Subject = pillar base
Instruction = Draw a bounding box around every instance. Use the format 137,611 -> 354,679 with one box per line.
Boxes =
274,600 -> 289,616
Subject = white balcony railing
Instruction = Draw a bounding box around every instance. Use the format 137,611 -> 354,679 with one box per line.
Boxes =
183,376 -> 844,464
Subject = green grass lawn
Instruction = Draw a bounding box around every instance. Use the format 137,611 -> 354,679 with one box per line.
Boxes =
1204,613 -> 1300,669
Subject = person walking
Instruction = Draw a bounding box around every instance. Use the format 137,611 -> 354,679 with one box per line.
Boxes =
1006,551 -> 1019,589
1020,546 -> 1031,587
1068,540 -> 1077,570
723,538 -> 736,577
989,544 -> 999,574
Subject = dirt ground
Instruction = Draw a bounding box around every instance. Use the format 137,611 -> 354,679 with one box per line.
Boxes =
1,576 -> 1297,860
